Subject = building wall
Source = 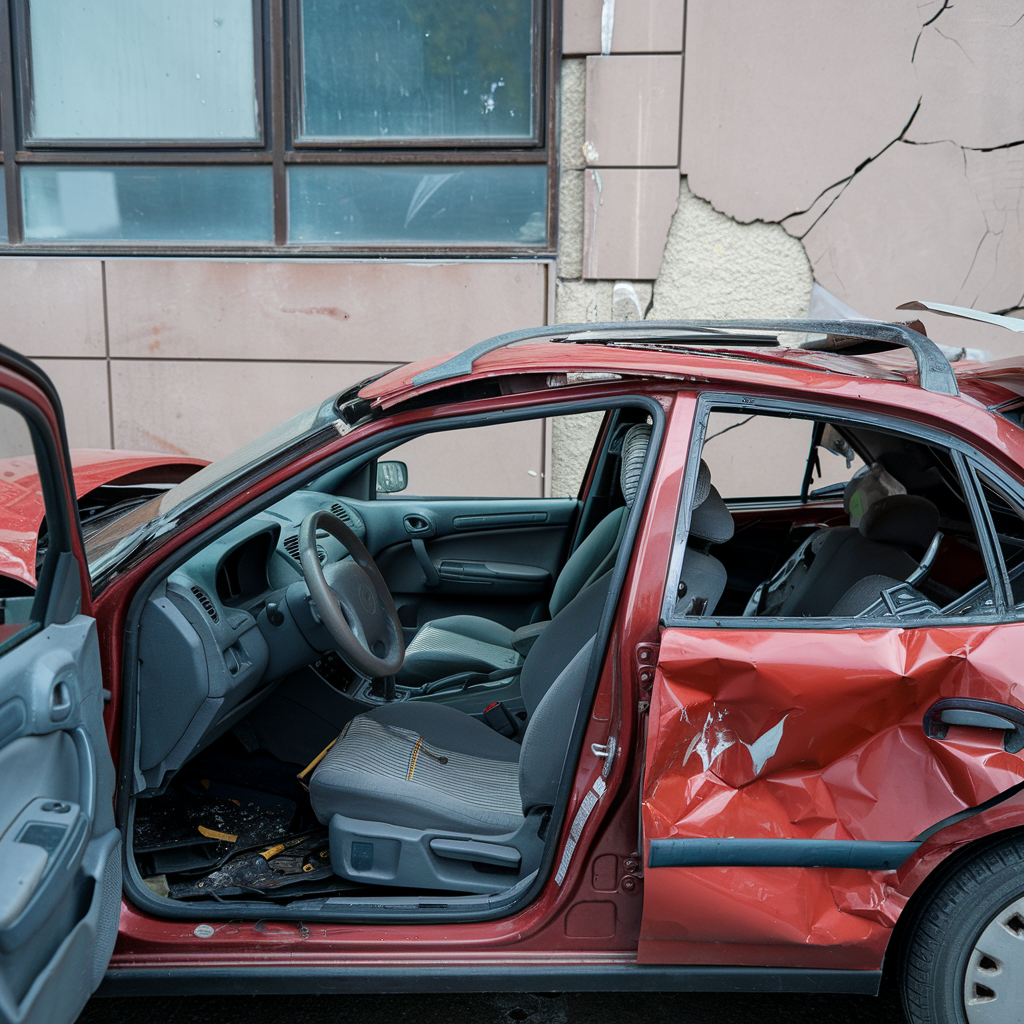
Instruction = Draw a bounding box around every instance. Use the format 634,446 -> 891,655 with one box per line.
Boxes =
3,0 -> 1023,499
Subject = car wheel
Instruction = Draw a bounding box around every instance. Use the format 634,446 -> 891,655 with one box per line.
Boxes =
902,834 -> 1024,1024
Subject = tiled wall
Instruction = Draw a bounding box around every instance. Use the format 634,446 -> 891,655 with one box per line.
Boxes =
8,258 -> 550,493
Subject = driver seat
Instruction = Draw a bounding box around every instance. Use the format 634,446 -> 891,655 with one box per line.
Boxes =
308,571 -> 612,893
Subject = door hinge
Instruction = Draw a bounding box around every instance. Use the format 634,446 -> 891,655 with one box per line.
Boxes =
635,642 -> 659,693
637,700 -> 650,716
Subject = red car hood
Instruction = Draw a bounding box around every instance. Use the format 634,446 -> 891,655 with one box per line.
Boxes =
0,449 -> 207,589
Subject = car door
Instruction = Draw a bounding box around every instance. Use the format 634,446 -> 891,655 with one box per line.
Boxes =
369,413 -> 606,631
0,349 -> 120,1024
637,401 -> 1024,972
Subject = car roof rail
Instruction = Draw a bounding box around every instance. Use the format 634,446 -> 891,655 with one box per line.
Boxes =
412,318 -> 960,397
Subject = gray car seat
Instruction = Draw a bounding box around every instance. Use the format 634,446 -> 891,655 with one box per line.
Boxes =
398,423 -> 652,685
743,461 -> 912,617
309,571 -> 613,892
772,494 -> 939,617
673,460 -> 735,617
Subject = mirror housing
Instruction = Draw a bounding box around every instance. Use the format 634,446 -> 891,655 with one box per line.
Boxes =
376,460 -> 408,494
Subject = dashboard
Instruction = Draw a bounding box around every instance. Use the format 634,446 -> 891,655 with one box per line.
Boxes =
135,490 -> 366,792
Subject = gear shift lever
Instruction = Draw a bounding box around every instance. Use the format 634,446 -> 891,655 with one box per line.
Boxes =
370,675 -> 397,702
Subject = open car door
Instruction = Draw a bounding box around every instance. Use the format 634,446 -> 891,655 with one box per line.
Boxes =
0,349 -> 120,1024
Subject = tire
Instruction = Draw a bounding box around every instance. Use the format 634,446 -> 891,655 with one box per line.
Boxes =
902,833 -> 1024,1024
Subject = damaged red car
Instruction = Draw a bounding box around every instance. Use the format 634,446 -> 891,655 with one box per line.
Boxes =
3,306 -> 1024,1024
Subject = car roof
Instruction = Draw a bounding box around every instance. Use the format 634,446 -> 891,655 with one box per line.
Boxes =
360,317 -> 986,407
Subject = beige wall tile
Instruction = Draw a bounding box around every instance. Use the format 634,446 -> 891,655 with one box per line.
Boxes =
35,358 -> 111,449
110,359 -> 394,462
908,3 -> 1024,150
105,261 -> 548,363
583,168 -> 679,279
585,55 -> 682,167
0,259 -> 106,359
680,0 -> 921,223
611,0 -> 685,53
563,0 -> 602,54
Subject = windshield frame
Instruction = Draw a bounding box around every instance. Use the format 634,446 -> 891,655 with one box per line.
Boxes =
85,381 -> 378,589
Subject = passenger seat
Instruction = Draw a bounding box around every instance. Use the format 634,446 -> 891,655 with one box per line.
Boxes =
399,423 -> 653,685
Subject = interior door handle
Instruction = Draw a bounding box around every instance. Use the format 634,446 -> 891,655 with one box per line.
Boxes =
411,538 -> 439,588
924,698 -> 1024,752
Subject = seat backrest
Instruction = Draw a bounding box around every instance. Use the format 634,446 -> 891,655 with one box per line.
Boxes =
674,461 -> 735,617
518,572 -> 612,812
548,423 -> 651,617
779,494 -> 939,617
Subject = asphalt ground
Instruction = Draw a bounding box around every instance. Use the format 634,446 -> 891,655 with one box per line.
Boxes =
77,986 -> 909,1024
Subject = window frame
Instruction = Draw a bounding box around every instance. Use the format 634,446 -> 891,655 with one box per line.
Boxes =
289,0 -> 546,149
14,0 -> 267,149
0,0 -> 558,255
661,391 -> 1018,631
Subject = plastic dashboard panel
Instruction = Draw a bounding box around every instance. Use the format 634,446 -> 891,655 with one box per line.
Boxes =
134,490 -> 365,793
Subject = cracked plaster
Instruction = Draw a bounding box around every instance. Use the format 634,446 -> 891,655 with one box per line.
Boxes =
679,0 -> 1024,352
649,178 -> 813,321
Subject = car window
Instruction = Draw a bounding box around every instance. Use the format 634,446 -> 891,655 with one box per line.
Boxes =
382,419 -> 546,499
380,413 -> 603,500
0,401 -> 49,646
976,472 -> 1024,606
701,412 -> 864,500
665,402 -> 994,625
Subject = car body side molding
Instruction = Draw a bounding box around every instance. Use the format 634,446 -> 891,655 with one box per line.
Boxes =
97,963 -> 882,998
648,838 -> 921,871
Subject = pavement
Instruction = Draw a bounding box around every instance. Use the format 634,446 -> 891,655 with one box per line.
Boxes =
78,987 -> 908,1023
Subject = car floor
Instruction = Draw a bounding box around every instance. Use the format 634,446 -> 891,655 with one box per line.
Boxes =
133,734 -> 374,903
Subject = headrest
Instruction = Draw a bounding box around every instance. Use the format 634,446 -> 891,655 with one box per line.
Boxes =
844,462 -> 906,526
620,423 -> 652,508
692,459 -> 712,509
690,484 -> 735,545
859,494 -> 939,549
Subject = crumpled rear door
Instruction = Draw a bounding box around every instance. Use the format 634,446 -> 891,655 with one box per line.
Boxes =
638,622 -> 1024,970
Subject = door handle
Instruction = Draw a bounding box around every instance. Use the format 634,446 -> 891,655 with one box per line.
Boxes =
924,699 -> 1024,752
411,538 -> 439,588
403,514 -> 434,537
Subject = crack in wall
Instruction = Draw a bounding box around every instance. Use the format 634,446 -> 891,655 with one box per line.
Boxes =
781,100 -> 922,240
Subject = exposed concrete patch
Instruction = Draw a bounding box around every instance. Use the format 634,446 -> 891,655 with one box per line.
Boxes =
555,278 -> 614,323
648,178 -> 813,320
560,59 -> 587,171
558,170 -> 585,279
550,411 -> 606,498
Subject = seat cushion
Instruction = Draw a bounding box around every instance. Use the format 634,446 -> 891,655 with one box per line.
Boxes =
399,615 -> 521,684
309,701 -> 524,835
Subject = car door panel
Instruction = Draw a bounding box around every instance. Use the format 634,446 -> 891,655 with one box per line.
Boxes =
638,623 -> 1024,971
364,497 -> 579,628
0,354 -> 120,1024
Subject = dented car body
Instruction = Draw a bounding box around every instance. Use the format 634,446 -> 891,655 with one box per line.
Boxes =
4,312 -> 1024,1024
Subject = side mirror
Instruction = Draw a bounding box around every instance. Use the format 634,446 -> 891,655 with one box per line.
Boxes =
376,460 -> 408,494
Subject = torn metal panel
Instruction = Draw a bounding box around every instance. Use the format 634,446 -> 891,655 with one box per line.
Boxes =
639,624 -> 1024,969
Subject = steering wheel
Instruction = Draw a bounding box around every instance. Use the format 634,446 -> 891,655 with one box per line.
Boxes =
298,510 -> 405,678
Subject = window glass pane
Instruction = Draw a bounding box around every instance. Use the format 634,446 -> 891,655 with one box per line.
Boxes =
0,177 -> 7,243
22,166 -> 273,243
0,403 -> 42,645
27,0 -> 258,141
300,0 -> 535,141
288,164 -> 546,245
382,421 -> 545,498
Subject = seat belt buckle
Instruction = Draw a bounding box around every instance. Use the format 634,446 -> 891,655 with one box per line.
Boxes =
482,701 -> 519,738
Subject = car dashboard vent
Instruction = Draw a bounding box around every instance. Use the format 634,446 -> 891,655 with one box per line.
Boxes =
283,534 -> 301,562
190,585 -> 219,623
284,534 -> 326,565
330,502 -> 354,526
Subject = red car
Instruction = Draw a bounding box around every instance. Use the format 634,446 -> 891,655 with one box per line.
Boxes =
3,306 -> 1024,1024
